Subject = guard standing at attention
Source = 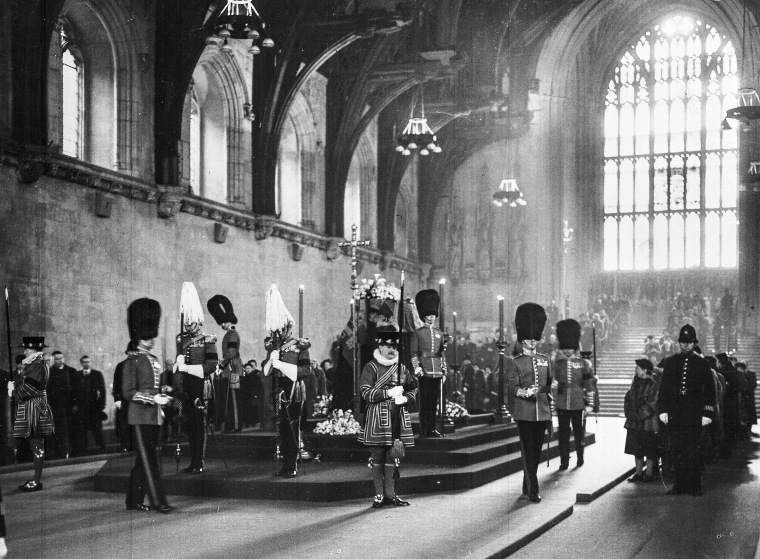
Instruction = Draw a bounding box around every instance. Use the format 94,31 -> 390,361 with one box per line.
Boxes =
207,295 -> 243,433
506,303 -> 552,503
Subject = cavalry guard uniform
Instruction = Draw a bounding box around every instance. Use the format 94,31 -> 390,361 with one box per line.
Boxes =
263,285 -> 312,478
411,289 -> 447,437
506,303 -> 552,503
174,282 -> 218,474
123,298 -> 173,513
553,319 -> 595,469
359,325 -> 417,508
657,324 -> 716,496
207,295 -> 243,432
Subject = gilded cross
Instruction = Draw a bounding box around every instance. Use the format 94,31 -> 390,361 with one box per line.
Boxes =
338,224 -> 371,292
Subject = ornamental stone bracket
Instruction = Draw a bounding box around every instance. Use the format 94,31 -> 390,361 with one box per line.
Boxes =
16,156 -> 46,184
157,187 -> 183,219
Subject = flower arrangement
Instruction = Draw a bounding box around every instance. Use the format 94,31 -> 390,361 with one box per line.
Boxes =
313,409 -> 361,435
355,275 -> 401,301
438,400 -> 469,418
312,395 -> 332,418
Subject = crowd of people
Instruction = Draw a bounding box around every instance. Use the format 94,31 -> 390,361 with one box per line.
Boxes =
624,325 -> 757,495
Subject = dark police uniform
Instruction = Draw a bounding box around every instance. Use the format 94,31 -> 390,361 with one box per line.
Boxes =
175,331 -> 218,472
658,333 -> 716,495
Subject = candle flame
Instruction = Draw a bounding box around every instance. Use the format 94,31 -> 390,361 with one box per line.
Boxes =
497,295 -> 504,301
439,278 -> 446,285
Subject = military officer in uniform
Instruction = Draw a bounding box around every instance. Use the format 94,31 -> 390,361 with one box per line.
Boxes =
657,324 -> 716,496
411,289 -> 447,438
174,282 -> 218,474
507,303 -> 552,503
552,319 -> 595,470
262,285 -> 312,478
207,295 -> 243,433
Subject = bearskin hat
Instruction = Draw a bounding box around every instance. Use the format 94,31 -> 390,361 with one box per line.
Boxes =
128,298 -> 161,341
207,294 -> 238,325
556,319 -> 581,350
415,289 -> 440,318
515,303 -> 546,342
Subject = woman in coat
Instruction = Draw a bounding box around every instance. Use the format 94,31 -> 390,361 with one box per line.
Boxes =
624,358 -> 660,482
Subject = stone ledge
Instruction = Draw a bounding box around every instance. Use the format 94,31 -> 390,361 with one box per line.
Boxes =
0,139 -> 424,274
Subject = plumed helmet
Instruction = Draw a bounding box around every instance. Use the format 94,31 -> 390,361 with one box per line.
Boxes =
678,324 -> 698,343
180,282 -> 204,326
128,298 -> 161,341
207,294 -> 237,325
265,284 -> 293,334
415,289 -> 440,318
556,319 -> 581,350
515,303 -> 547,342
374,324 -> 400,346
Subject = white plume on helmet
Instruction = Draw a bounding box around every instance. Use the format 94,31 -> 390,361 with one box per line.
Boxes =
180,282 -> 205,326
265,284 -> 293,334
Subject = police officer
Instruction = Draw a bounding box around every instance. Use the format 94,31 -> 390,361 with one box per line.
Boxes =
657,324 -> 716,496
411,289 -> 447,438
552,319 -> 595,470
174,282 -> 218,474
507,303 -> 552,503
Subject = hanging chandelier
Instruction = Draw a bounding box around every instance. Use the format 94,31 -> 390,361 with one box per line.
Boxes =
395,86 -> 442,156
722,0 -> 759,130
492,178 -> 526,208
207,0 -> 273,55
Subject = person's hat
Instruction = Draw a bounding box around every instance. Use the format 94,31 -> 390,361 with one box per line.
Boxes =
207,294 -> 238,325
127,298 -> 161,341
415,289 -> 440,318
556,319 -> 581,350
736,361 -> 747,371
579,350 -> 593,359
677,324 -> 698,343
635,358 -> 654,373
375,324 -> 400,346
515,303 -> 547,342
715,352 -> 730,363
20,336 -> 47,350
180,282 -> 204,326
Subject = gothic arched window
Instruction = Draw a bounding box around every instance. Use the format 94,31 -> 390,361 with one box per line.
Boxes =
189,92 -> 201,193
60,27 -> 83,159
603,16 -> 738,270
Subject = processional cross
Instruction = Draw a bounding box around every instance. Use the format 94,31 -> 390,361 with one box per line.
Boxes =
338,224 -> 371,414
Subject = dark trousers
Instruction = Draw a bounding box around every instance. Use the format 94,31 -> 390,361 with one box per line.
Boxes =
50,409 -> 71,458
671,424 -> 703,493
185,376 -> 206,468
557,409 -> 584,466
115,403 -> 132,451
126,424 -> 168,509
72,420 -> 105,455
215,378 -> 240,431
517,420 -> 549,496
278,401 -> 303,473
419,376 -> 443,435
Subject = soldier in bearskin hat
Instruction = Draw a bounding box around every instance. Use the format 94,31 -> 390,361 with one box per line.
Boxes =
657,323 -> 716,496
11,336 -> 54,492
207,295 -> 242,433
262,285 -> 312,478
552,319 -> 595,470
411,289 -> 447,437
359,325 -> 417,508
173,282 -> 219,474
122,298 -> 173,513
506,303 -> 553,503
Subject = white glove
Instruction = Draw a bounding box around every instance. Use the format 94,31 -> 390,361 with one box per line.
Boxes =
269,350 -> 280,363
273,360 -> 297,382
153,394 -> 171,406
701,416 -> 712,426
114,400 -> 122,410
585,406 -> 593,413
414,367 -> 423,377
6,381 -> 14,398
394,395 -> 408,405
551,380 -> 559,390
659,413 -> 668,424
387,386 -> 404,398
174,354 -> 188,373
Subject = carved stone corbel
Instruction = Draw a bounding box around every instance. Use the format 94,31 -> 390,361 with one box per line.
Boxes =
254,217 -> 275,240
16,157 -> 46,184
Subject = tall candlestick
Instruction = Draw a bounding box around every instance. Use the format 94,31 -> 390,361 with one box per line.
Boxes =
298,285 -> 304,338
439,278 -> 446,331
496,295 -> 508,420
452,311 -> 458,365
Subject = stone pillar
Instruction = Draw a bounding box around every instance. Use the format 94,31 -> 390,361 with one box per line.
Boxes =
737,125 -> 760,336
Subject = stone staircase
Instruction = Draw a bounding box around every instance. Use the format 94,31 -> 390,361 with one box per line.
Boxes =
595,325 -> 760,417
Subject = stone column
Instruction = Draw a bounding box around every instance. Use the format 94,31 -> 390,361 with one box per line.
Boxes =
737,125 -> 760,335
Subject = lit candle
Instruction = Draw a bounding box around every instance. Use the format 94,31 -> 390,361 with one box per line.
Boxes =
439,278 -> 446,331
452,311 -> 458,365
299,285 -> 304,337
497,296 -> 504,345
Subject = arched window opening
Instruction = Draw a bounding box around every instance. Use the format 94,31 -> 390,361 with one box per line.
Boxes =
189,92 -> 201,194
603,16 -> 738,270
60,22 -> 83,159
276,116 -> 302,225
